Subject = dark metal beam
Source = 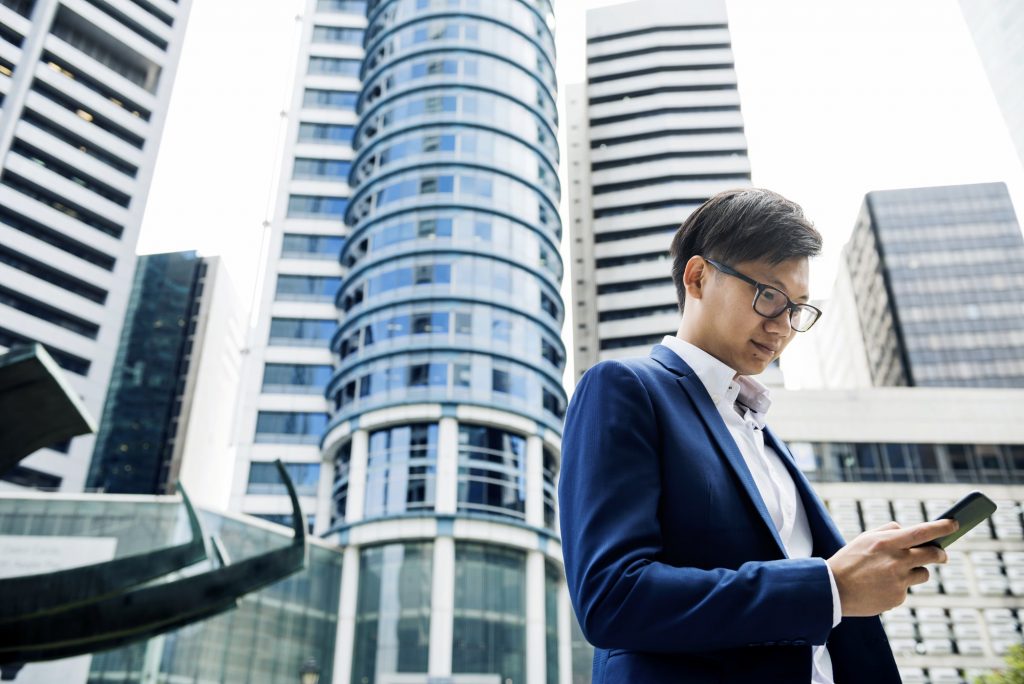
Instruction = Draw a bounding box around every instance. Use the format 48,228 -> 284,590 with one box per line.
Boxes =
0,344 -> 96,475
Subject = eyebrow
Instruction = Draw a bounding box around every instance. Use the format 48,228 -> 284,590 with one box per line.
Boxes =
766,277 -> 809,302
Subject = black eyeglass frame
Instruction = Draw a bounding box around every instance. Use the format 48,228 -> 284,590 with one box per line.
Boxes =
702,257 -> 823,332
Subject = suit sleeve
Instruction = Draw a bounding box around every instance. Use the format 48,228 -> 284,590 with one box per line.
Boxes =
558,359 -> 835,653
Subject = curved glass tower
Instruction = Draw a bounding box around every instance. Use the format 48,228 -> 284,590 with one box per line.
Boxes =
321,1 -> 575,681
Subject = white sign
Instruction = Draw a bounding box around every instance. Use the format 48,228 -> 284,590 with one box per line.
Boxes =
0,535 -> 118,684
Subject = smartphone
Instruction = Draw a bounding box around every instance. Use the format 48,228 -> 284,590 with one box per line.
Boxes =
914,491 -> 997,549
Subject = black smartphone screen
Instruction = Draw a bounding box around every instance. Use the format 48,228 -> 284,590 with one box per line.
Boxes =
916,491 -> 997,549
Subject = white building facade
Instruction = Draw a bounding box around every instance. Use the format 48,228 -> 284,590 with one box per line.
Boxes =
229,0 -> 366,532
0,0 -> 193,492
565,0 -> 754,381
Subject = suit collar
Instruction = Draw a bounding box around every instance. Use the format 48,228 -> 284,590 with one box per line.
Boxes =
658,343 -> 845,557
674,369 -> 790,557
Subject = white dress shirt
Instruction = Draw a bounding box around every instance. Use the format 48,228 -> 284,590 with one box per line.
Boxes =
661,335 -> 842,683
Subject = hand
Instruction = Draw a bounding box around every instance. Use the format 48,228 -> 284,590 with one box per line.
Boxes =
826,519 -> 958,617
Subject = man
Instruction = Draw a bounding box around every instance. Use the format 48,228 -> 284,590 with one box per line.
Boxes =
558,188 -> 957,683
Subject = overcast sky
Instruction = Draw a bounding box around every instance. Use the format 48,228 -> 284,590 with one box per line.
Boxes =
136,0 -> 1024,386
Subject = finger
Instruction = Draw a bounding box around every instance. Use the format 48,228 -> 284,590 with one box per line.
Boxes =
870,521 -> 901,532
907,566 -> 930,586
885,518 -> 959,548
904,545 -> 948,566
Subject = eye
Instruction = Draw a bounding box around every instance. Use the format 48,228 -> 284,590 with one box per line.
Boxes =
761,289 -> 778,302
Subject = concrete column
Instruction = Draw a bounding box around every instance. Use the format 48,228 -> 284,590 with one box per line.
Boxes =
314,458 -> 334,536
332,545 -> 361,684
526,550 -> 547,684
428,535 -> 455,676
525,435 -> 544,528
558,581 -> 573,684
345,429 -> 369,523
0,0 -> 59,162
435,417 -> 459,514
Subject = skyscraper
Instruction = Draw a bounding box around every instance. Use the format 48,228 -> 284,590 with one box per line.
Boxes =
318,1 -> 572,680
0,0 -> 193,492
229,0 -> 366,532
565,0 -> 752,381
843,182 -> 1024,388
86,251 -> 243,508
959,0 -> 1024,168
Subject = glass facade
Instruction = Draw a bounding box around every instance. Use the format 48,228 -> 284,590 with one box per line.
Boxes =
86,252 -> 204,494
325,0 -> 565,436
794,440 -> 1024,485
0,494 -> 342,683
312,2 -> 576,682
352,542 -> 433,682
457,424 -> 527,522
364,423 -> 438,518
452,542 -> 527,684
847,183 -> 1024,387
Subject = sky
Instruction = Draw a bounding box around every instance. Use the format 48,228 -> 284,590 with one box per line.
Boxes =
136,0 -> 1024,388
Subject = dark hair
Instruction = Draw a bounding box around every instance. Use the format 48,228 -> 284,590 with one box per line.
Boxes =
669,188 -> 822,312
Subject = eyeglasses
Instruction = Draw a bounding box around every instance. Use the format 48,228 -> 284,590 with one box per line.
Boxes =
703,258 -> 822,332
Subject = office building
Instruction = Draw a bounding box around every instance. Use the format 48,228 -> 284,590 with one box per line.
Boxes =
843,182 -> 1024,388
770,385 -> 1024,683
316,0 -> 577,681
0,0 -> 193,492
959,0 -> 1024,168
86,251 -> 244,510
229,0 -> 366,531
565,0 -> 753,381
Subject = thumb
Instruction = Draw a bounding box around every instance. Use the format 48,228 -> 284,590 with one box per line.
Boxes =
871,521 -> 901,532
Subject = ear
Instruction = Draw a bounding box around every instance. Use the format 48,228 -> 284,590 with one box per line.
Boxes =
682,255 -> 708,301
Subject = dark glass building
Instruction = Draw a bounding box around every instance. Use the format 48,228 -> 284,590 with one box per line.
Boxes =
86,251 -> 205,494
844,182 -> 1024,388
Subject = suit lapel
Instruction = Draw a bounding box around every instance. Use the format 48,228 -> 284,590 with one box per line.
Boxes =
763,427 -> 846,556
674,371 -> 789,557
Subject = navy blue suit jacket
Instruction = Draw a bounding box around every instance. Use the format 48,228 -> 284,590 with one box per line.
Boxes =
558,345 -> 900,683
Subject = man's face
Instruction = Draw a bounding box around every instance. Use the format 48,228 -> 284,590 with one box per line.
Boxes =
694,256 -> 810,376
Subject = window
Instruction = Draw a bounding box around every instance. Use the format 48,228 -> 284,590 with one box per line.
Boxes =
246,462 -> 320,496
452,542 -> 526,683
457,425 -> 527,521
316,0 -> 366,12
275,275 -> 341,301
307,56 -> 361,76
292,158 -> 352,181
352,542 -> 432,681
540,292 -> 559,318
268,318 -> 335,345
287,195 -> 348,219
262,363 -> 333,394
364,424 -> 438,518
254,411 -> 328,444
303,88 -> 359,109
298,122 -> 355,145
281,234 -> 345,258
311,25 -> 364,44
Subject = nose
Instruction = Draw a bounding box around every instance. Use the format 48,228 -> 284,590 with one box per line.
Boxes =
762,308 -> 792,336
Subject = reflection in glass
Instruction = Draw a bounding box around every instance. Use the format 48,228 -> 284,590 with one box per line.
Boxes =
352,542 -> 432,683
457,424 -> 526,521
452,542 -> 526,683
364,424 -> 438,518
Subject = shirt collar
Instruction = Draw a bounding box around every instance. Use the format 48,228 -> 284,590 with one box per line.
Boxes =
659,335 -> 773,423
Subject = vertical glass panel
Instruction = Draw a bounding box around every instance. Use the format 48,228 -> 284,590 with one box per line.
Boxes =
457,424 -> 527,521
453,542 -> 526,684
352,542 -> 433,683
545,562 -> 561,684
364,424 -> 438,518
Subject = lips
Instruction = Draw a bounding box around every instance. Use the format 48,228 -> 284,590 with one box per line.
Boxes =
751,340 -> 776,356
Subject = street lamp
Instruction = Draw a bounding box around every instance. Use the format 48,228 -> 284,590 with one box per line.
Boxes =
299,657 -> 319,684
